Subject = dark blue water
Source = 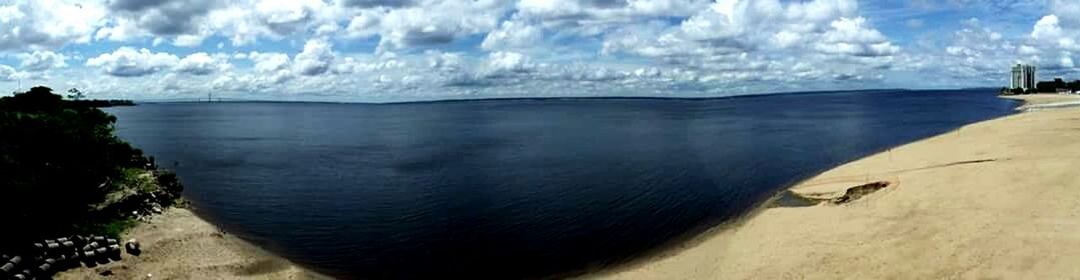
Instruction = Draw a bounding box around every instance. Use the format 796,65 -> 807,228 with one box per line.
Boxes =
106,90 -> 1017,279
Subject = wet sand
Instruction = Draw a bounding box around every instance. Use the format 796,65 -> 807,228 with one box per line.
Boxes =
589,94 -> 1080,279
55,208 -> 326,280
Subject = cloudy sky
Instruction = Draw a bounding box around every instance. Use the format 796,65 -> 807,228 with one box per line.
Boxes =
0,0 -> 1073,102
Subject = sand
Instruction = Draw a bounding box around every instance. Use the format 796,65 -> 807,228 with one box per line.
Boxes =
54,208 -> 326,280
588,94 -> 1080,279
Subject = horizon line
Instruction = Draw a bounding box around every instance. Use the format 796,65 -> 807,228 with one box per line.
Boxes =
130,87 -> 999,105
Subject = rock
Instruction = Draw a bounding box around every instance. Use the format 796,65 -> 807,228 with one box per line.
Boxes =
92,236 -> 105,242
96,247 -> 108,255
1,262 -> 14,273
100,269 -> 114,276
47,242 -> 60,250
38,263 -> 50,273
107,238 -> 118,245
44,258 -> 56,265
62,241 -> 75,248
125,240 -> 141,256
9,256 -> 21,264
12,273 -> 26,280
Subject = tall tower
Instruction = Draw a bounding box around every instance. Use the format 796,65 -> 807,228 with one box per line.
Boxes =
1011,64 -> 1020,89
1011,64 -> 1037,90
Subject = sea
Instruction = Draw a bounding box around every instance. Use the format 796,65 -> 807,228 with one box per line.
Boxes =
106,89 -> 1019,279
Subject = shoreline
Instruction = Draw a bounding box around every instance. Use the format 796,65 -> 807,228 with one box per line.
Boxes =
54,207 -> 327,280
585,93 -> 1080,279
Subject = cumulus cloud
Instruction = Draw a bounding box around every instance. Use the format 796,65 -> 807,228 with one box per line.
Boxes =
481,20 -> 543,51
175,53 -> 231,75
485,51 -> 535,76
599,0 -> 898,85
293,39 -> 335,76
341,0 -> 511,51
106,0 -> 219,36
0,65 -> 18,81
0,0 -> 107,50
86,47 -> 180,77
816,17 -> 900,57
4,0 -> 1074,101
342,0 -> 416,8
17,51 -> 67,72
517,0 -> 709,27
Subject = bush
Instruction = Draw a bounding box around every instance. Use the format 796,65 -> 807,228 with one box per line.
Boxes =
0,86 -> 151,244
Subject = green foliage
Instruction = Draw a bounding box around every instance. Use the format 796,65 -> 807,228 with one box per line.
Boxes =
1035,78 -> 1080,93
73,217 -> 140,239
0,86 -> 153,243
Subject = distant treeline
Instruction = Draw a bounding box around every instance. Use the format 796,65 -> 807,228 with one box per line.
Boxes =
70,99 -> 136,107
1002,78 -> 1080,95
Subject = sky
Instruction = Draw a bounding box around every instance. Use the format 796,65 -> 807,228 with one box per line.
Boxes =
0,0 -> 1075,102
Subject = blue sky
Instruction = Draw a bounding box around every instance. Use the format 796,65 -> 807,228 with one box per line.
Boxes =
0,0 -> 1075,102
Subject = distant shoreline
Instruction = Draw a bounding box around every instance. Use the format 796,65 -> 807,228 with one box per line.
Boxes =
130,88 -> 985,105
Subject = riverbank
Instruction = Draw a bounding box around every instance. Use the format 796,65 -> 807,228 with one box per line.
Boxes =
54,208 -> 324,280
588,93 -> 1080,279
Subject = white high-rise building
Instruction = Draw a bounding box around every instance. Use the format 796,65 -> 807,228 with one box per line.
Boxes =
1011,64 -> 1037,90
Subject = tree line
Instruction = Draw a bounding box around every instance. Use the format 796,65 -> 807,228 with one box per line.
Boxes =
1002,78 -> 1080,95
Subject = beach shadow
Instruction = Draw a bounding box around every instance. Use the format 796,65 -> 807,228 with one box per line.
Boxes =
769,190 -> 822,208
771,181 -> 892,208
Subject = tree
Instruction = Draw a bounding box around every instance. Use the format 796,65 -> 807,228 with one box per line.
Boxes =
1037,81 -> 1056,93
67,88 -> 85,100
0,86 -> 151,244
1012,87 -> 1024,95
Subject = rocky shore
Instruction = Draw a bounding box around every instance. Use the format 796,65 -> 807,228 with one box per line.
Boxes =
53,208 -> 325,280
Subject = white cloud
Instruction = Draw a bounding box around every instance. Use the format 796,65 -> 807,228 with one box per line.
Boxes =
600,0 -> 898,86
485,51 -> 535,75
17,51 -> 67,72
427,51 -> 463,71
0,65 -> 18,81
86,47 -> 180,77
0,0 -> 107,50
344,0 -> 512,51
175,52 -> 231,75
481,20 -> 543,51
106,0 -> 219,36
248,52 -> 291,73
293,39 -> 336,76
816,17 -> 900,57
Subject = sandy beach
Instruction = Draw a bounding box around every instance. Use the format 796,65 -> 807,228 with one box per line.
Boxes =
589,94 -> 1080,279
54,208 -> 325,280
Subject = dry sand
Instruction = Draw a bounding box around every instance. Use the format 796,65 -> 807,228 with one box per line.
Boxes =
54,208 -> 326,280
589,94 -> 1080,279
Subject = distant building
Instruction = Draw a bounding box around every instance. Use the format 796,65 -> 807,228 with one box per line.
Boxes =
1011,64 -> 1037,90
